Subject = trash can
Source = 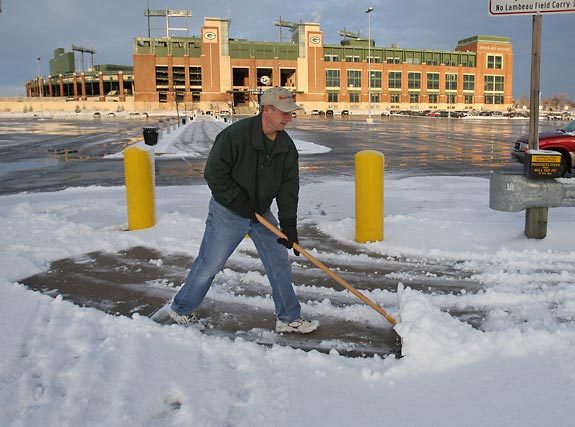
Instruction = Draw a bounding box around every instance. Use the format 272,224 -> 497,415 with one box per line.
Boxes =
181,117 -> 187,125
142,127 -> 159,146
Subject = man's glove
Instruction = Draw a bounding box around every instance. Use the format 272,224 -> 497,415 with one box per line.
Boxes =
235,200 -> 257,221
277,225 -> 300,256
229,192 -> 257,220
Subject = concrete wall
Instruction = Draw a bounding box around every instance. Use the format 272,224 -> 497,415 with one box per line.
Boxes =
0,97 -> 234,114
0,97 -> 135,113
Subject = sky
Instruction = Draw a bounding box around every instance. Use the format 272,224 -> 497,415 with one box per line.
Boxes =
0,0 -> 574,99
1,114 -> 575,425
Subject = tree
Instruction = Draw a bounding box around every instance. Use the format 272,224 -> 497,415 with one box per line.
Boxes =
541,93 -> 574,111
513,95 -> 529,110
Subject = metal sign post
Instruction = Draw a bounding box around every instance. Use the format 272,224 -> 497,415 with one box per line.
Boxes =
524,14 -> 547,238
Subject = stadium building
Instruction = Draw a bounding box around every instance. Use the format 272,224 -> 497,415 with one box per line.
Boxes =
26,47 -> 134,103
27,13 -> 513,113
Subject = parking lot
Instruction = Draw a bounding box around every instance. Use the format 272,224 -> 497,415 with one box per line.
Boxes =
2,113 -> 559,195
1,113 -> 573,356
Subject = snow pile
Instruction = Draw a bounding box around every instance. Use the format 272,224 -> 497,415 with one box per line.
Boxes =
396,284 -> 575,374
104,114 -> 331,159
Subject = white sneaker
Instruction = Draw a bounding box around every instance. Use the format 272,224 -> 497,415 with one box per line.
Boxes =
166,306 -> 199,325
276,318 -> 320,334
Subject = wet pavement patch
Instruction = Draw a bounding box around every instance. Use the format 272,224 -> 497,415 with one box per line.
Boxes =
21,246 -> 405,358
20,244 -> 490,358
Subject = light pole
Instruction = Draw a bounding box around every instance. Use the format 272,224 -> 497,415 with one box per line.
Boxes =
366,6 -> 374,124
36,56 -> 44,119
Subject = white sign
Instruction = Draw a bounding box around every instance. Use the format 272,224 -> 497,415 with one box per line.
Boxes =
489,0 -> 575,15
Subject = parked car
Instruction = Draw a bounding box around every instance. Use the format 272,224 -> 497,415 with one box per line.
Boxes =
559,120 -> 575,135
451,111 -> 470,118
511,120 -> 575,176
341,110 -> 350,116
504,111 -> 530,118
544,112 -> 567,121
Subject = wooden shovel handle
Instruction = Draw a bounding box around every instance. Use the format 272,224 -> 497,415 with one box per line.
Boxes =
255,213 -> 397,326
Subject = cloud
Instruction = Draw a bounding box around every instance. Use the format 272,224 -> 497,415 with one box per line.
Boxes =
0,0 -> 573,98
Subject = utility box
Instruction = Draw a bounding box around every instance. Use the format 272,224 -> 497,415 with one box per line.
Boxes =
524,150 -> 562,179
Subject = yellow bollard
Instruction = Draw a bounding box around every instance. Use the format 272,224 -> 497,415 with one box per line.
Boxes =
124,145 -> 155,230
355,150 -> 384,243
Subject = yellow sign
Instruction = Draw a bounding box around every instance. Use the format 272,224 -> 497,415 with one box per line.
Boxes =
531,155 -> 561,164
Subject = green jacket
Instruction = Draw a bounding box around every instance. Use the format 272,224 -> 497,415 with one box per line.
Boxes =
204,114 -> 299,228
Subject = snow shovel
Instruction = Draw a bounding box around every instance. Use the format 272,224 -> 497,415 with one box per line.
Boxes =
255,213 -> 397,327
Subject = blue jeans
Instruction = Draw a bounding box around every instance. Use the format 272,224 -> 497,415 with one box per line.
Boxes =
172,198 -> 301,322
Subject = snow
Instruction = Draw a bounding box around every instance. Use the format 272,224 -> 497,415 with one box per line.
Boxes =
2,119 -> 575,426
104,114 -> 332,160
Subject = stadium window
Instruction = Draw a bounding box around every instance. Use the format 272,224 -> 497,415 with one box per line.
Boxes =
347,70 -> 362,88
326,69 -> 340,87
427,73 -> 439,90
408,72 -> 421,89
445,74 -> 457,91
487,55 -> 503,69
349,92 -> 360,103
463,74 -> 475,91
388,71 -> 401,89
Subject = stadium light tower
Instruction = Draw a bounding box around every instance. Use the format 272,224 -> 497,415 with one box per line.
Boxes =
366,6 -> 374,124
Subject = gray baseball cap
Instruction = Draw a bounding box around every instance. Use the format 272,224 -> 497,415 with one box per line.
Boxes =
260,87 -> 301,113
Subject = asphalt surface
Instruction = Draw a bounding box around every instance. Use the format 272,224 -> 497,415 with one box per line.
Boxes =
0,113 -> 542,195
2,114 -> 564,357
